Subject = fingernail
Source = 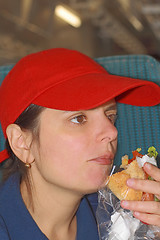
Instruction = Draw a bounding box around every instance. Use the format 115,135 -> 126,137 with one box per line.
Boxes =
145,162 -> 151,170
127,178 -> 134,186
121,200 -> 129,208
134,211 -> 140,217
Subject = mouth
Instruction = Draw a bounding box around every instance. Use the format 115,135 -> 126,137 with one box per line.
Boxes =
89,154 -> 114,165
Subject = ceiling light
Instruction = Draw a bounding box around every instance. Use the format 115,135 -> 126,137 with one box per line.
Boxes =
55,5 -> 81,28
129,15 -> 143,31
21,0 -> 33,22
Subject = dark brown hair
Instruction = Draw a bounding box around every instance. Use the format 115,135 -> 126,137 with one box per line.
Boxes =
2,104 -> 45,200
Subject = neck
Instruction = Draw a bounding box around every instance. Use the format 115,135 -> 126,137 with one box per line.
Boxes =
20,174 -> 83,240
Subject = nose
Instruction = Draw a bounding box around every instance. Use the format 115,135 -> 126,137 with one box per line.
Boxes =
96,116 -> 118,143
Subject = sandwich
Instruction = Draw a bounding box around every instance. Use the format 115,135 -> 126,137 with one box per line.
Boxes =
107,147 -> 158,201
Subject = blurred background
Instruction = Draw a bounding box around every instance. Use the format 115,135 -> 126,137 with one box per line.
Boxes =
0,0 -> 160,65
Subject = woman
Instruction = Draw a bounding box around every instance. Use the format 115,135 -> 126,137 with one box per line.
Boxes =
0,48 -> 160,240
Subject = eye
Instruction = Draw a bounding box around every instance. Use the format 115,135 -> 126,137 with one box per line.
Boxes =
70,115 -> 87,124
106,113 -> 118,124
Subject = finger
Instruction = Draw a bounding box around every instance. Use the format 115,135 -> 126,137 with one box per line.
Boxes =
121,200 -> 160,215
133,211 -> 160,227
126,178 -> 160,196
143,163 -> 160,181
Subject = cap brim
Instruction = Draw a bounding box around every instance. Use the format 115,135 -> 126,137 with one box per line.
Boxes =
33,73 -> 160,110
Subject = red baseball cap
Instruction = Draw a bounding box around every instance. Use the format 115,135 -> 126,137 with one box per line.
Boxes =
0,48 -> 160,162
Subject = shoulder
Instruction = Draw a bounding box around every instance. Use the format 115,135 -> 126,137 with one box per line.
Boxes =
0,174 -> 19,206
0,174 -> 49,240
0,173 -> 19,196
0,215 -> 10,240
0,174 -> 21,228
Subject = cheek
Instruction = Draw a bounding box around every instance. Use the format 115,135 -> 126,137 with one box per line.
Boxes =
37,132 -> 88,176
35,127 -> 114,193
44,133 -> 88,159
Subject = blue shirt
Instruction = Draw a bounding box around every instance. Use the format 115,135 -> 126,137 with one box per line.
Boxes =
0,174 -> 99,240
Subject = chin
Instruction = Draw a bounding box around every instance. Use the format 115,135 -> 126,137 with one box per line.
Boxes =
83,175 -> 110,194
89,165 -> 112,190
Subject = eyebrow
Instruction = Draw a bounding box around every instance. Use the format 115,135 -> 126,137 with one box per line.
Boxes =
90,102 -> 117,111
103,104 -> 117,111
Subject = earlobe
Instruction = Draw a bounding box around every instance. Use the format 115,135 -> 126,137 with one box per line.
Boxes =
6,124 -> 34,164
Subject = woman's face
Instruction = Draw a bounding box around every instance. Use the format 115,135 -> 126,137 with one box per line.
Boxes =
31,100 -> 118,195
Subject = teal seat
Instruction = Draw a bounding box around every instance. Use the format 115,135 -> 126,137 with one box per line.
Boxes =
0,55 -> 160,166
95,55 -> 160,165
0,65 -> 15,154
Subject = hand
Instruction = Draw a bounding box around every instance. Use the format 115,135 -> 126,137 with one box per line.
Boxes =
120,162 -> 160,226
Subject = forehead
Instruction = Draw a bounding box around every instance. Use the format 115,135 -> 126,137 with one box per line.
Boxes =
59,99 -> 117,114
91,99 -> 117,111
41,99 -> 117,118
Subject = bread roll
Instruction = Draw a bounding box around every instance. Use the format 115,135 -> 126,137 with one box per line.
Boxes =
107,160 -> 146,201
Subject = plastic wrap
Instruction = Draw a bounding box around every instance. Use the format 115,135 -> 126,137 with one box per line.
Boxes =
96,166 -> 160,240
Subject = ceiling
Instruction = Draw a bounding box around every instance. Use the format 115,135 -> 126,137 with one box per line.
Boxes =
0,0 -> 160,65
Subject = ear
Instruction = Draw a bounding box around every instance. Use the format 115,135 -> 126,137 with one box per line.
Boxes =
6,124 -> 34,164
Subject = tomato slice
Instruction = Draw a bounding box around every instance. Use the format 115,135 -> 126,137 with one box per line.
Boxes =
128,150 -> 143,164
142,192 -> 154,201
140,193 -> 154,225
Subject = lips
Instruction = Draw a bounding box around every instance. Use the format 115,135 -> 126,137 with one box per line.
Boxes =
89,154 -> 114,165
